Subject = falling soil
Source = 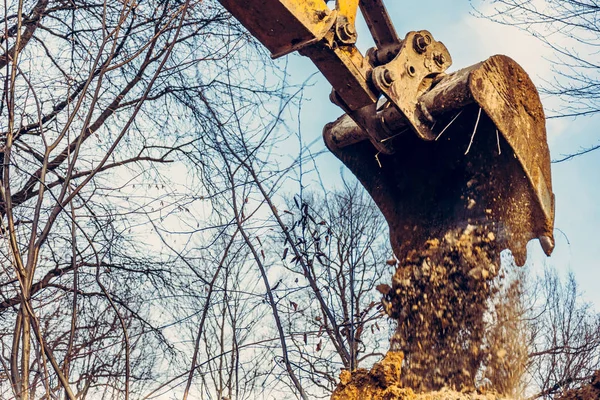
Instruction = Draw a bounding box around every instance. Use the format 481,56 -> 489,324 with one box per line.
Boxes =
384,224 -> 500,392
332,223 -> 521,399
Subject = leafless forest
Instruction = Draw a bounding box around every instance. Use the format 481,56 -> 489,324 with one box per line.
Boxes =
0,0 -> 598,399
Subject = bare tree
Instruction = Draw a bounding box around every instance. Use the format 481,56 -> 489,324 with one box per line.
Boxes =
524,268 -> 600,399
187,85 -> 395,397
267,182 -> 393,394
476,0 -> 600,159
0,0 -> 292,398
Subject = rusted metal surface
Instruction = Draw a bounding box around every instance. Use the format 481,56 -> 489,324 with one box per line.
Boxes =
359,0 -> 400,65
217,0 -> 555,264
300,40 -> 377,110
469,56 -> 554,256
324,55 -> 554,265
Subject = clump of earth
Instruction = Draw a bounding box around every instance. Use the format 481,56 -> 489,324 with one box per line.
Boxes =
331,351 -> 503,400
333,223 -> 523,399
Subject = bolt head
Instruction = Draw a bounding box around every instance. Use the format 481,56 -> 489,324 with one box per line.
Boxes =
317,9 -> 330,20
434,53 -> 446,66
413,34 -> 431,53
337,22 -> 357,44
383,69 -> 394,86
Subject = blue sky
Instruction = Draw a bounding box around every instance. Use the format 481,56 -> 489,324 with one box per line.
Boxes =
281,1 -> 600,307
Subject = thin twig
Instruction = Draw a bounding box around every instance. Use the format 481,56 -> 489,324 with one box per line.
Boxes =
465,107 -> 482,155
553,143 -> 600,163
435,109 -> 463,141
380,128 -> 409,143
496,128 -> 502,155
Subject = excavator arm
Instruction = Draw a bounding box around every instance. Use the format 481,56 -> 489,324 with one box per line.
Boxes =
217,0 -> 555,265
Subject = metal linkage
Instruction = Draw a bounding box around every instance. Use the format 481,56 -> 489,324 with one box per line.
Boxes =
217,0 -> 556,264
371,30 -> 452,142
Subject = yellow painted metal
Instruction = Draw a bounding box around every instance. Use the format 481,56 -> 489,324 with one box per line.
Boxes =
217,0 -> 378,110
336,0 -> 360,24
372,30 -> 452,141
217,0 -> 337,58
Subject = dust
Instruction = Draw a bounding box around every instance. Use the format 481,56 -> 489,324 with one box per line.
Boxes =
482,273 -> 528,398
331,223 -> 530,399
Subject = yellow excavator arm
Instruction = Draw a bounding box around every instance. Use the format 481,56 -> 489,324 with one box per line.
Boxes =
217,0 -> 555,265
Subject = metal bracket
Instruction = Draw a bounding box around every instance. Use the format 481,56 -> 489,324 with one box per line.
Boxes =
372,30 -> 452,141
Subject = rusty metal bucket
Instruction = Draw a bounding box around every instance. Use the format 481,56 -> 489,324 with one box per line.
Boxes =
215,0 -> 554,265
324,55 -> 555,266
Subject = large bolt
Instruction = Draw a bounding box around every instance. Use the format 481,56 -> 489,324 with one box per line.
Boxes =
344,23 -> 356,36
383,69 -> 394,86
433,52 -> 446,66
337,22 -> 357,43
316,9 -> 330,20
413,33 -> 431,53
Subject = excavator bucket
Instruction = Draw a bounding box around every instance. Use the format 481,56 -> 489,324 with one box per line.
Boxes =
215,0 -> 555,265
324,55 -> 555,266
